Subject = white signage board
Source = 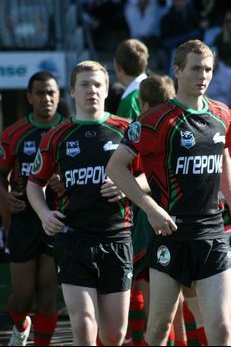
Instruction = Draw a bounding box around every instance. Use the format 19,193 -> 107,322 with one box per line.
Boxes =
0,52 -> 66,89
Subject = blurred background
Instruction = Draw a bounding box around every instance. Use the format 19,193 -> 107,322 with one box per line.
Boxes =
0,0 -> 230,130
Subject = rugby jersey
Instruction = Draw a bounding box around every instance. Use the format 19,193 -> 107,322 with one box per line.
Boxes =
0,113 -> 63,210
29,112 -> 133,240
123,96 -> 231,239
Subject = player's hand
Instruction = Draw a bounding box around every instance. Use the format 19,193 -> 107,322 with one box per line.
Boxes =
41,211 -> 66,236
48,174 -> 61,193
147,205 -> 177,236
5,191 -> 26,214
100,178 -> 125,202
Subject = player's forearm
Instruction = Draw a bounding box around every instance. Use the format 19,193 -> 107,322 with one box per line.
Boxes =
26,181 -> 50,221
220,149 -> 231,210
106,160 -> 157,215
135,173 -> 151,194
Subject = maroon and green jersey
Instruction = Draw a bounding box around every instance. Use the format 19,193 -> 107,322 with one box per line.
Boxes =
0,113 -> 63,209
123,96 -> 231,240
29,112 -> 133,240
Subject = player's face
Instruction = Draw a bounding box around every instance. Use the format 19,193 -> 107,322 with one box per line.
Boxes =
175,52 -> 214,98
27,79 -> 60,121
71,70 -> 108,118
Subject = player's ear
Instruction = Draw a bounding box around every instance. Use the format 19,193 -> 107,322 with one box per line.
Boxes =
70,88 -> 75,99
27,92 -> 33,105
174,64 -> 180,79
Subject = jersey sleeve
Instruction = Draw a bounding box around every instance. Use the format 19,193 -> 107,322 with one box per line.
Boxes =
122,117 -> 155,157
29,132 -> 56,187
225,108 -> 231,149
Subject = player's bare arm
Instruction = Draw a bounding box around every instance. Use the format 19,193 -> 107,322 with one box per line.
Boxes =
26,180 -> 65,236
0,166 -> 26,213
106,144 -> 177,236
220,148 -> 231,211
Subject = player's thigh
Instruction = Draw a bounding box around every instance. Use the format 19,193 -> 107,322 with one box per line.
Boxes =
62,284 -> 98,327
10,260 -> 37,296
195,268 -> 231,322
148,268 -> 181,323
98,290 -> 131,336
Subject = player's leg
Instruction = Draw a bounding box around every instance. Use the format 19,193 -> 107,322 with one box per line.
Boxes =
98,290 -> 131,346
145,268 -> 181,346
62,284 -> 99,346
8,260 -> 35,346
195,268 -> 231,345
34,252 -> 58,346
173,292 -> 187,346
183,285 -> 208,346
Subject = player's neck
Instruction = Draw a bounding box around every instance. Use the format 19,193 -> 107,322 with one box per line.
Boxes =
74,110 -> 105,121
175,94 -> 204,111
31,113 -> 58,125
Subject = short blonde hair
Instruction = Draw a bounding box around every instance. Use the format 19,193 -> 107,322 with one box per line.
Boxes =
70,60 -> 109,89
174,39 -> 215,70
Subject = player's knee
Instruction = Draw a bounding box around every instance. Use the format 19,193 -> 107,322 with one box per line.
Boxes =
101,327 -> 126,346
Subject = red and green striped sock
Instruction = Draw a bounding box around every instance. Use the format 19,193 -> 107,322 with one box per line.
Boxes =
128,289 -> 146,345
183,302 -> 201,346
167,324 -> 175,346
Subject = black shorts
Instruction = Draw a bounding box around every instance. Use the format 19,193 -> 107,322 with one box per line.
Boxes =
147,234 -> 231,287
8,211 -> 54,262
54,232 -> 133,294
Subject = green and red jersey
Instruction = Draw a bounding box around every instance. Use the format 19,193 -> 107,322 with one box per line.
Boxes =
0,113 -> 63,208
29,112 -> 134,240
123,96 -> 231,240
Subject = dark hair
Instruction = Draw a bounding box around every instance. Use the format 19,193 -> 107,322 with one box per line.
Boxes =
27,70 -> 59,93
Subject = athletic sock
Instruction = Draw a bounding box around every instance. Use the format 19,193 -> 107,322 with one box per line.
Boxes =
8,303 -> 29,332
33,312 -> 57,346
197,326 -> 208,346
167,324 -> 175,346
175,340 -> 188,346
184,297 -> 208,346
183,302 -> 200,345
128,289 -> 146,345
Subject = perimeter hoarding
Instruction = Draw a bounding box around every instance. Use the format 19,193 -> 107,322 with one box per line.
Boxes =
0,52 -> 66,89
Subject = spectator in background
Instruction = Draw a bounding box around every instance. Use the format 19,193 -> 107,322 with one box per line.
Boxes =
194,0 -> 231,29
0,0 -> 55,50
160,0 -> 203,71
80,0 -> 127,50
124,0 -> 171,48
213,9 -> 231,67
206,56 -> 231,107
